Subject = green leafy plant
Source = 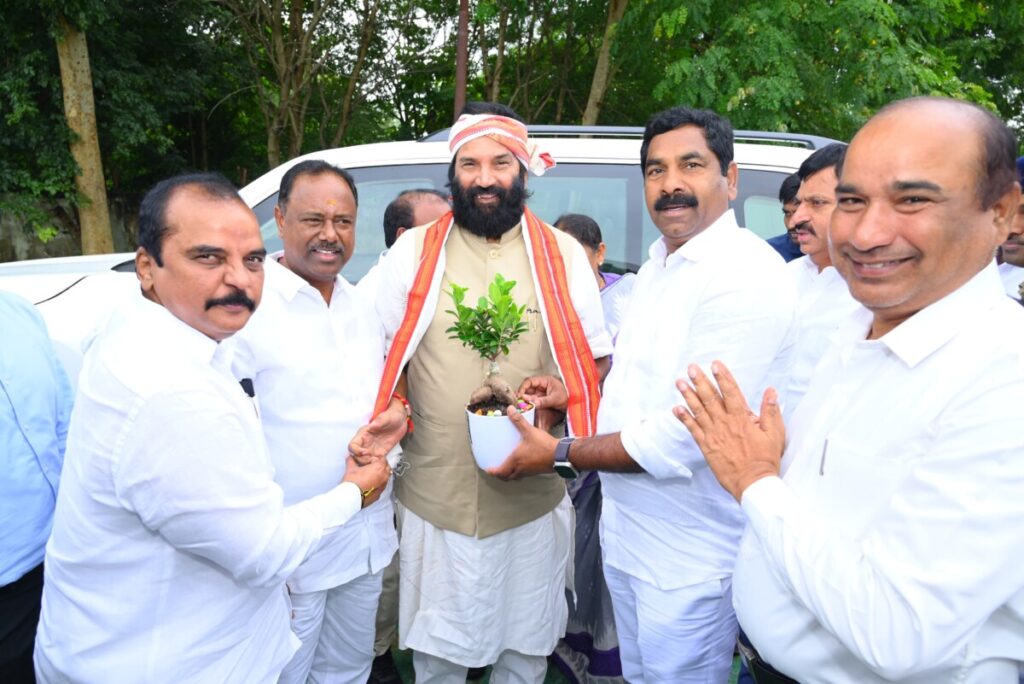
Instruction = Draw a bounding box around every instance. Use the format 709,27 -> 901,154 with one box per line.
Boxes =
446,273 -> 530,408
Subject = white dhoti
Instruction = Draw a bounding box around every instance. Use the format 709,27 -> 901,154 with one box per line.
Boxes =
397,495 -> 573,680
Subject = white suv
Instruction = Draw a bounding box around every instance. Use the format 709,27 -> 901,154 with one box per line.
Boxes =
0,126 -> 834,381
242,126 -> 831,279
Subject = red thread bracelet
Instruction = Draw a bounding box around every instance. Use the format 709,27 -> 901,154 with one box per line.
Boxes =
391,392 -> 414,434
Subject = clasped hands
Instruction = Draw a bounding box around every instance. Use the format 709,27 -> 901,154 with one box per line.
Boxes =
345,396 -> 410,507
673,361 -> 785,501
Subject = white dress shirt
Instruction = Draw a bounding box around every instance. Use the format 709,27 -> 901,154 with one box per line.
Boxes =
998,260 -> 1024,299
232,258 -> 397,594
734,264 -> 1024,683
782,255 -> 863,419
355,250 -> 387,304
598,210 -> 796,589
36,296 -> 360,684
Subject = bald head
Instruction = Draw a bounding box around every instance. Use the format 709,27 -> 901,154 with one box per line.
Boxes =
864,97 -> 1018,210
830,96 -> 1022,338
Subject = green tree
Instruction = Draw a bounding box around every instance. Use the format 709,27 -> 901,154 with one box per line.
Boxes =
647,0 -> 1004,141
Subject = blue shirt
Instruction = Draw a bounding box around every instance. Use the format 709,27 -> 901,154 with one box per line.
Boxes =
0,291 -> 72,585
766,232 -> 803,262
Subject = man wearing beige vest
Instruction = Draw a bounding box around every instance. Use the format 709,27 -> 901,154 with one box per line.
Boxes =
363,103 -> 612,683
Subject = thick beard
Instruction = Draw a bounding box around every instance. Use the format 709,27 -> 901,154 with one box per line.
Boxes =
450,175 -> 528,240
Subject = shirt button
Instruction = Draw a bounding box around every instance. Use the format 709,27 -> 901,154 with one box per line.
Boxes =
489,249 -> 500,259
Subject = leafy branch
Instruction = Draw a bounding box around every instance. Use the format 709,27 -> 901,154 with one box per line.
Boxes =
445,273 -> 529,362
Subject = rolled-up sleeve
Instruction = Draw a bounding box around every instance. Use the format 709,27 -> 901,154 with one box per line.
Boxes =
620,280 -> 794,480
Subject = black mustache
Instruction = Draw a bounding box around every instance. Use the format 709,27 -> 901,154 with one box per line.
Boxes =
654,193 -> 698,211
794,221 -> 816,236
311,241 -> 345,255
205,290 -> 256,312
468,185 -> 507,201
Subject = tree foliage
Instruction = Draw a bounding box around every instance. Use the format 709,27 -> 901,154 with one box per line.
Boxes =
1,0 -> 1022,255
446,274 -> 529,362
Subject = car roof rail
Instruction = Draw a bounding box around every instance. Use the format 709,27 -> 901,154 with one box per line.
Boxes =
421,125 -> 841,149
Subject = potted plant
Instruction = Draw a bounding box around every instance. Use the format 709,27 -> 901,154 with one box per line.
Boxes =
446,273 -> 536,469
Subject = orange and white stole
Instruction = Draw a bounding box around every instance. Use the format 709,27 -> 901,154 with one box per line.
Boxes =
372,208 -> 601,437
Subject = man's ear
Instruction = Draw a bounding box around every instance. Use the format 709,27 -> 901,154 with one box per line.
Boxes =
726,161 -> 739,201
135,247 -> 160,302
275,205 -> 286,240
991,181 -> 1023,245
136,247 -> 154,289
396,226 -> 407,241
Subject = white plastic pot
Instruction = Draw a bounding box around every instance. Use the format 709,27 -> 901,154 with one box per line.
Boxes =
466,405 -> 536,470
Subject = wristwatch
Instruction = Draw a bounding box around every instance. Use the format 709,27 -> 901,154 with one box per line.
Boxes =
553,437 -> 578,480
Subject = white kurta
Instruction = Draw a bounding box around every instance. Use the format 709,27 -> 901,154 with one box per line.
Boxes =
232,258 -> 397,594
781,255 -> 863,419
734,264 -> 1024,683
35,296 -> 360,684
598,209 -> 797,590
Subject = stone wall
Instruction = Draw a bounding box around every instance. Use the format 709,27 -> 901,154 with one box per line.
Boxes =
0,196 -> 137,263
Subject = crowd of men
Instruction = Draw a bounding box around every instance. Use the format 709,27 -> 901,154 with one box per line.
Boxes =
2,94 -> 1024,684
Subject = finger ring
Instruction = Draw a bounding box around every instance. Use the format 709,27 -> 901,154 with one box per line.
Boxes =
361,486 -> 376,499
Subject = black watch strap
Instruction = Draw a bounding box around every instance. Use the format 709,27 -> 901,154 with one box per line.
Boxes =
554,436 -> 575,464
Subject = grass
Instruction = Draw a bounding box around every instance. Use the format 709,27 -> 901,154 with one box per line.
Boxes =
388,647 -> 742,682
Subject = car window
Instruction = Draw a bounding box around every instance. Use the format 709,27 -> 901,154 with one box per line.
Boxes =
251,163 -> 790,282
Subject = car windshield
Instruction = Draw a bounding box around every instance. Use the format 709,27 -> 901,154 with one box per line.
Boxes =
252,163 -> 790,282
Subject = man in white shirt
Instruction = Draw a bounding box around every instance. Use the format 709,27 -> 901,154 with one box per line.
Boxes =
358,188 -> 450,303
782,143 -> 862,417
231,161 -> 408,684
996,156 -> 1024,300
675,96 -> 1024,683
35,174 -> 390,684
495,106 -> 796,683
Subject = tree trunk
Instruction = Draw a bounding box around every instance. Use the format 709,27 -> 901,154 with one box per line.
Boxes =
555,0 -> 576,123
582,0 -> 629,126
267,127 -> 282,169
489,6 -> 509,102
330,0 -> 380,147
454,0 -> 469,120
55,15 -> 113,255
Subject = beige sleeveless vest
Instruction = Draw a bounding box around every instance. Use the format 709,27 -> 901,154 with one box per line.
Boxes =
395,223 -> 568,538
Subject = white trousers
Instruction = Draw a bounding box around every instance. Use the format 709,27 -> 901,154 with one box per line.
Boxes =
279,570 -> 384,684
413,649 -> 548,684
373,548 -> 401,656
604,564 -> 737,684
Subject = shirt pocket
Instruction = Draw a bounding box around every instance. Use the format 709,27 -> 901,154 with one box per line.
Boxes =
813,436 -> 925,538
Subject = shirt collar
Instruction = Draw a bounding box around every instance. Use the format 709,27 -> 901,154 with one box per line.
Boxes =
876,262 -> 1005,368
129,293 -> 223,367
648,209 -> 738,266
266,253 -> 344,304
998,260 -> 1023,277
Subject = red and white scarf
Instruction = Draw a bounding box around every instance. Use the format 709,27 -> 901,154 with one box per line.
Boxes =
372,209 -> 601,437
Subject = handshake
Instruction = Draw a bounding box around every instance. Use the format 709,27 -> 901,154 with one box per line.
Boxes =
344,393 -> 412,507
